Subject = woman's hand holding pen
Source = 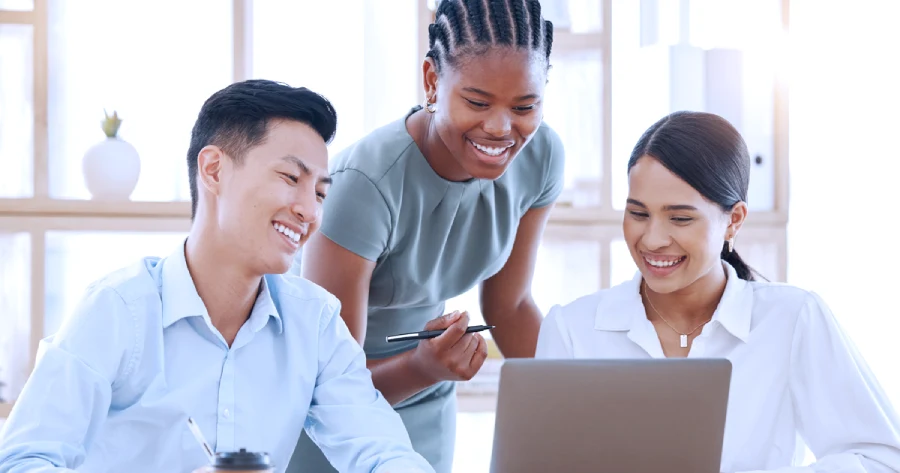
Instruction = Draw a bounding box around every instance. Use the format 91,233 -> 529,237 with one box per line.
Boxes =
410,310 -> 489,383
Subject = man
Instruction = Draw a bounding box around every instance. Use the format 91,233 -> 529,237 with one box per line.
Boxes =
0,80 -> 434,473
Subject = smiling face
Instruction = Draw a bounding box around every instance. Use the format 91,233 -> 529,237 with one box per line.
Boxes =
623,156 -> 746,294
199,119 -> 330,276
426,48 -> 547,180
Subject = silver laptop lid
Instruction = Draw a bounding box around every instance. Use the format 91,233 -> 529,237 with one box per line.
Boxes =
490,358 -> 732,473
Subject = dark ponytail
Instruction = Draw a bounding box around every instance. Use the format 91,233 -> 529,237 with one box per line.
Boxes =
720,243 -> 759,282
628,111 -> 762,281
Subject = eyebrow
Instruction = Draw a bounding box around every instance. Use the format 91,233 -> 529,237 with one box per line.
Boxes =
281,155 -> 332,185
461,87 -> 540,102
626,199 -> 698,211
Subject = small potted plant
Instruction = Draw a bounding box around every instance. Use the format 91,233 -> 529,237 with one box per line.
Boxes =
81,110 -> 141,200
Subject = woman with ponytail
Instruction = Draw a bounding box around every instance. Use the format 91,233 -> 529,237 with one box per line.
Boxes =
536,111 -> 900,472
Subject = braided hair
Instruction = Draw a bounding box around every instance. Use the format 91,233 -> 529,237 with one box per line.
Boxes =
426,0 -> 554,73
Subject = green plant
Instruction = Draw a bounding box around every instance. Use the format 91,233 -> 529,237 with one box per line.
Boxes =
101,109 -> 122,138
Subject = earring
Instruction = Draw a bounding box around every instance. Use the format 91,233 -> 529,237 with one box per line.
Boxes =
727,237 -> 735,253
424,98 -> 437,113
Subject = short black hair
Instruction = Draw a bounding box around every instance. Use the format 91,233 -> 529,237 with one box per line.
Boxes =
426,0 -> 554,74
186,79 -> 337,218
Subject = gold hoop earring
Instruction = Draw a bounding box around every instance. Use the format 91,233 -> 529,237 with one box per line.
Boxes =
727,237 -> 735,253
424,99 -> 437,113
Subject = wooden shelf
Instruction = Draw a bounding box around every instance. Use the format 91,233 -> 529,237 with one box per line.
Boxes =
0,10 -> 35,24
0,199 -> 191,219
549,205 -> 787,226
0,198 -> 784,227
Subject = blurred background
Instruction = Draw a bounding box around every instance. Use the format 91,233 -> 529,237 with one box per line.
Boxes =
1,0 -> 898,471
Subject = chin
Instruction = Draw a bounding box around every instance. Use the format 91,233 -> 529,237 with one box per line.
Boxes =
641,273 -> 687,294
471,168 -> 507,181
271,259 -> 294,276
465,160 -> 514,180
254,254 -> 294,276
458,144 -> 520,180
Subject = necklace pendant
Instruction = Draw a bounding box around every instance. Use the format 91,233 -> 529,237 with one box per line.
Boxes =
680,334 -> 688,348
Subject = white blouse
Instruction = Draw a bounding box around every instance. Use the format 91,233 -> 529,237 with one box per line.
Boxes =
536,263 -> 900,473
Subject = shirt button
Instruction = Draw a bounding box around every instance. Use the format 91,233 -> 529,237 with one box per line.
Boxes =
223,408 -> 231,419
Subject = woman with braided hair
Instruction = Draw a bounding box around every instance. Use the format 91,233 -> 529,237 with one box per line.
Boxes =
287,1 -> 563,471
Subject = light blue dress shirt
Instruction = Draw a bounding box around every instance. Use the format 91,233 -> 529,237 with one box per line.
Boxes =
0,242 -> 434,473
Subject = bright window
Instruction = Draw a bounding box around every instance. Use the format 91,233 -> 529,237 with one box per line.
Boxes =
46,0 -> 233,201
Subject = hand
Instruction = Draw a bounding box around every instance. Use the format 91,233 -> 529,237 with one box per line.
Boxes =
409,311 -> 489,383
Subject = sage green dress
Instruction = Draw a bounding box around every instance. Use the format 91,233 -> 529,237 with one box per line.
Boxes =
287,107 -> 565,473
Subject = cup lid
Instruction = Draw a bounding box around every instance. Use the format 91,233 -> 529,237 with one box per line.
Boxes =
213,448 -> 272,470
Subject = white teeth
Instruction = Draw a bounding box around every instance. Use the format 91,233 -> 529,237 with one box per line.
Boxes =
471,140 -> 508,157
273,222 -> 302,244
647,257 -> 684,268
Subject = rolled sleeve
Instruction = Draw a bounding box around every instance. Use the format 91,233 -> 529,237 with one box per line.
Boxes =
0,285 -> 135,471
304,301 -> 434,473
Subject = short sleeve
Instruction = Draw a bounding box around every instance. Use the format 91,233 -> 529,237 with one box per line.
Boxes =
531,126 -> 566,209
318,168 -> 393,262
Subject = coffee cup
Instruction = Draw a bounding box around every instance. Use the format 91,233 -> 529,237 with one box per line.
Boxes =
195,448 -> 274,473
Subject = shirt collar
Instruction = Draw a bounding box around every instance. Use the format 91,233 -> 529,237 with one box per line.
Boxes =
710,262 -> 753,342
593,261 -> 753,343
160,241 -> 283,334
251,276 -> 283,334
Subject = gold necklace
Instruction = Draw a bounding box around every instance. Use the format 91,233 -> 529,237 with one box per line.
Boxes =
642,282 -> 711,348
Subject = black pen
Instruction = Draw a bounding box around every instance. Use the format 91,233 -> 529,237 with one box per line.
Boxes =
385,325 -> 495,343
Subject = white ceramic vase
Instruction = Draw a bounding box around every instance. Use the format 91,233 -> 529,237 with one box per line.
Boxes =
82,111 -> 141,200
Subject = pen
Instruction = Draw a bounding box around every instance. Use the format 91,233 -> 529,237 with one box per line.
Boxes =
186,416 -> 215,463
385,325 -> 495,343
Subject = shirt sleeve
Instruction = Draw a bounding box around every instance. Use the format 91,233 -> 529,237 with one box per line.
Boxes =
318,168 -> 393,262
535,305 -> 574,358
0,285 -> 136,472
733,292 -> 900,473
530,126 -> 566,209
304,300 -> 435,473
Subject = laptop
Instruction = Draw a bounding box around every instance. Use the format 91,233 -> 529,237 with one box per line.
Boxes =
489,358 -> 732,473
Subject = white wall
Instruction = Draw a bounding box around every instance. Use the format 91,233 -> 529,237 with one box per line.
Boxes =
788,0 -> 900,404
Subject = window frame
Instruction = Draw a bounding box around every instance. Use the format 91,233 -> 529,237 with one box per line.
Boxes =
411,0 -> 791,410
0,0 -> 245,417
0,0 -> 790,417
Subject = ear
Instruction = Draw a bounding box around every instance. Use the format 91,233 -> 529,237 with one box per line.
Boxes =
197,145 -> 225,197
726,201 -> 749,240
422,57 -> 439,102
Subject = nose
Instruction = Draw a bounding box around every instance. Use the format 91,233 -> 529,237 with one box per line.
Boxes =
483,109 -> 512,138
641,217 -> 672,251
291,189 -> 319,225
